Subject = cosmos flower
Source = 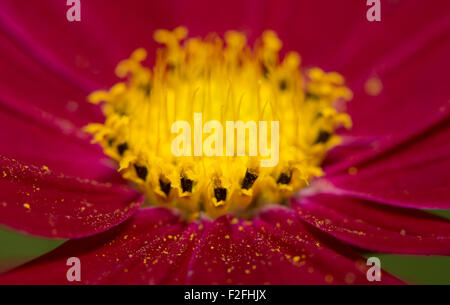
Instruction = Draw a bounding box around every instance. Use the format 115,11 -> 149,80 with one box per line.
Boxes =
0,0 -> 449,285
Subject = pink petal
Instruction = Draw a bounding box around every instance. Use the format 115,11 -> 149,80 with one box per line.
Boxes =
0,207 -> 199,284
0,0 -> 176,90
327,121 -> 450,209
293,194 -> 450,255
255,207 -> 402,284
0,207 -> 401,284
0,33 -> 102,128
0,155 -> 140,238
326,19 -> 450,174
0,106 -> 121,181
0,33 -> 128,181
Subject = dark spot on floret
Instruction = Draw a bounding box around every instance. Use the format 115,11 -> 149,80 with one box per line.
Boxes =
214,188 -> 227,202
315,130 -> 331,144
181,177 -> 193,193
159,178 -> 171,196
140,83 -> 151,96
277,172 -> 291,185
241,170 -> 258,190
279,79 -> 288,91
261,63 -> 269,78
134,164 -> 148,181
117,142 -> 128,156
305,92 -> 320,100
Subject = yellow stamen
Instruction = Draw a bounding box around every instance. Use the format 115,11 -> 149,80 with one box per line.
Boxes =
85,27 -> 352,219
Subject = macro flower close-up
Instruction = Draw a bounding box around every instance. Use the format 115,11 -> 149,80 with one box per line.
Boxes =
0,0 -> 449,287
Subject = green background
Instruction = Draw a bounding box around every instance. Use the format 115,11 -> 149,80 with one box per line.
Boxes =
1,210 -> 449,284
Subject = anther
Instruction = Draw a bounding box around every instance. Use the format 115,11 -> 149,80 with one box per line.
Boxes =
117,142 -> 129,156
305,92 -> 320,100
277,172 -> 291,185
261,63 -> 269,78
134,164 -> 148,181
140,83 -> 151,96
214,187 -> 227,202
159,177 -> 171,196
180,177 -> 193,193
241,170 -> 258,190
314,130 -> 331,144
279,79 -> 288,91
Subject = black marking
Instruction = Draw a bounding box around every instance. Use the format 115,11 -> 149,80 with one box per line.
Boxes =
134,164 -> 148,181
140,83 -> 151,96
159,178 -> 171,196
279,79 -> 288,91
214,187 -> 227,202
117,142 -> 128,156
261,63 -> 269,78
107,138 -> 115,147
277,173 -> 291,185
166,62 -> 176,72
315,130 -> 331,144
241,170 -> 258,190
181,177 -> 193,193
305,92 -> 320,100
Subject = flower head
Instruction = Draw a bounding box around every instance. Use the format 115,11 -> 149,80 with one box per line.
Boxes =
0,0 -> 449,285
85,28 -> 351,219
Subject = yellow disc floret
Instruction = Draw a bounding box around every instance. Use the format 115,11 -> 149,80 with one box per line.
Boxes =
85,27 -> 352,220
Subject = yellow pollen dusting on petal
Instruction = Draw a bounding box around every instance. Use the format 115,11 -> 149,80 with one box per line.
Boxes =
85,27 -> 352,220
365,76 -> 383,96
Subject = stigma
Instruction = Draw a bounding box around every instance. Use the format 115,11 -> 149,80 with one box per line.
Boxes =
85,27 -> 352,219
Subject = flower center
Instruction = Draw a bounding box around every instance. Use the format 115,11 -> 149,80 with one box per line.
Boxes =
85,27 -> 352,220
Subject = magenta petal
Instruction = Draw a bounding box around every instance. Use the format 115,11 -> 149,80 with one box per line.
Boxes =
0,32 -> 125,181
0,155 -> 140,238
256,208 -> 402,284
293,194 -> 450,255
186,212 -> 401,284
0,207 -> 402,284
326,29 -> 450,174
0,107 -> 121,181
0,208 -> 196,284
327,121 -> 450,209
0,33 -> 102,128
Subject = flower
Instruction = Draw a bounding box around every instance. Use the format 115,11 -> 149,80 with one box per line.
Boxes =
0,0 -> 449,285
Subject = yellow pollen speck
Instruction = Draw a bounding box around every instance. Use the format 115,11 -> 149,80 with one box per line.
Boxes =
23,203 -> 31,209
365,76 -> 383,96
85,27 -> 352,221
348,166 -> 358,175
325,274 -> 334,283
42,165 -> 50,173
224,235 -> 230,239
345,272 -> 356,284
292,256 -> 300,263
